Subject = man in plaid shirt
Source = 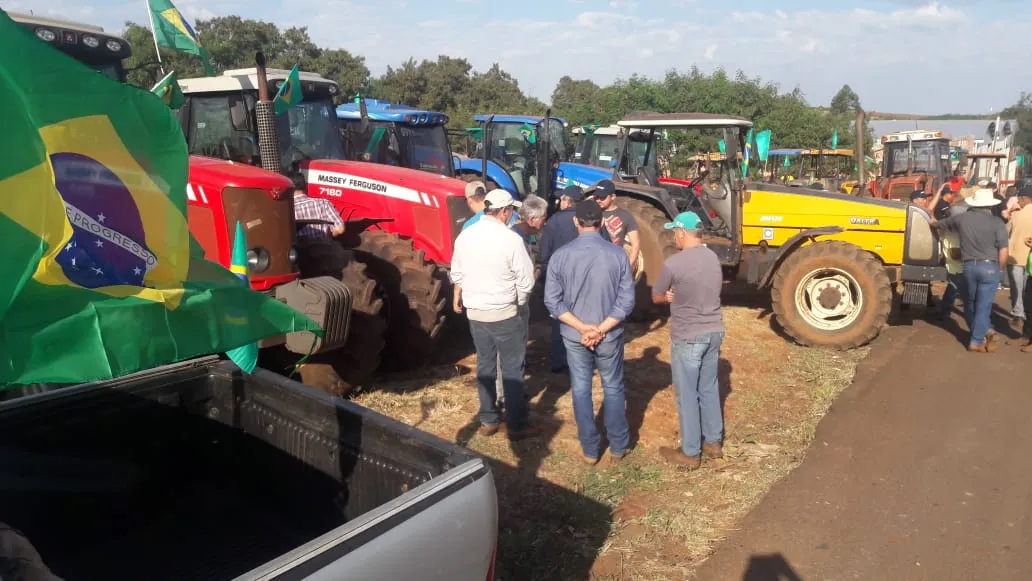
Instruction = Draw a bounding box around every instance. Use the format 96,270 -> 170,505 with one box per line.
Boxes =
291,174 -> 346,239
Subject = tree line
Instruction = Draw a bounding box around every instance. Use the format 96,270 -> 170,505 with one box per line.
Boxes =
122,16 -> 873,158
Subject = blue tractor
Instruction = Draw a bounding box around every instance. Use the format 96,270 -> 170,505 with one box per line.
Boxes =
336,99 -> 455,177
452,113 -> 611,201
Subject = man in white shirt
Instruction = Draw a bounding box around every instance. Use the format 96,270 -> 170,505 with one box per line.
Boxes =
450,189 -> 539,440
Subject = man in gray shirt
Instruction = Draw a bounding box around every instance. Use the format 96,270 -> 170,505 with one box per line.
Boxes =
651,211 -> 724,470
929,187 -> 1009,352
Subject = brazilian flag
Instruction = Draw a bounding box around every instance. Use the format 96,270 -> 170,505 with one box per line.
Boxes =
0,10 -> 321,385
274,64 -> 302,116
150,70 -> 184,109
147,0 -> 215,76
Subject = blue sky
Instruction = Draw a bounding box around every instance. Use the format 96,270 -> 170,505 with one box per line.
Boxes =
6,0 -> 1032,114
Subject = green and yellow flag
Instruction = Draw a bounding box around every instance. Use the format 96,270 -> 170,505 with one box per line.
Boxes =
225,222 -> 259,373
150,70 -> 184,109
147,0 -> 215,76
0,10 -> 321,385
273,64 -> 303,115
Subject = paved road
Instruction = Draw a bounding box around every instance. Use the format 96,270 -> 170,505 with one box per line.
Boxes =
694,313 -> 1032,581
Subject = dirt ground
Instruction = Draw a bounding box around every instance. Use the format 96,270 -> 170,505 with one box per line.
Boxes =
353,288 -> 868,580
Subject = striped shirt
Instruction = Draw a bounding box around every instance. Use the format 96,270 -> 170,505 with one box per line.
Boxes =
294,194 -> 345,239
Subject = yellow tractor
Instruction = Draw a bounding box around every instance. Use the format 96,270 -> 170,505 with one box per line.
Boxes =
609,112 -> 946,348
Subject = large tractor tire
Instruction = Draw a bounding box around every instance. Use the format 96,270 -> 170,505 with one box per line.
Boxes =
770,240 -> 891,349
354,230 -> 447,369
294,238 -> 386,394
615,197 -> 679,320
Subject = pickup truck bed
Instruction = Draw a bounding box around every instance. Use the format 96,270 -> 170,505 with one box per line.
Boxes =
0,358 -> 496,581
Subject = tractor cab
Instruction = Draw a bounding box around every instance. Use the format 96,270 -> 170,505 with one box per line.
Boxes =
11,12 -> 131,82
177,68 -> 344,172
448,126 -> 482,158
868,130 -> 952,201
459,114 -> 568,200
336,99 -> 454,177
792,149 -> 856,192
965,152 -> 1007,187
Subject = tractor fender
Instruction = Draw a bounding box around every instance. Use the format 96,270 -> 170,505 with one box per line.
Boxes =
755,226 -> 846,288
613,186 -> 680,220
453,158 -> 518,197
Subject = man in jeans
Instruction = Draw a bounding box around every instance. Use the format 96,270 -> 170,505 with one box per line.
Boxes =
451,189 -> 538,440
651,212 -> 725,470
544,199 -> 635,465
930,188 -> 1009,352
539,184 -> 586,373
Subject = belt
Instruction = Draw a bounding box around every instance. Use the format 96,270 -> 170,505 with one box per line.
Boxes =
963,259 -> 998,264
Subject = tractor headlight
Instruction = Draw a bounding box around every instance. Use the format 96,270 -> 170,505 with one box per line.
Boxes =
82,35 -> 99,48
35,28 -> 57,42
105,39 -> 122,52
246,247 -> 271,272
904,204 -> 940,266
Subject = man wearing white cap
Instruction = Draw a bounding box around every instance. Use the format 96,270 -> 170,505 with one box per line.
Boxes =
929,187 -> 1009,352
451,189 -> 539,440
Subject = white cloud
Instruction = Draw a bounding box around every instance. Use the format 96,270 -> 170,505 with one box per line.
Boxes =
703,44 -> 717,60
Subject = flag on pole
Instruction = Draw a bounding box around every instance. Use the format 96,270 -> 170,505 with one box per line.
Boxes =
831,130 -> 839,150
225,222 -> 259,373
718,138 -> 726,155
146,0 -> 215,76
742,128 -> 753,177
755,129 -> 772,162
150,70 -> 184,109
0,11 -> 320,385
273,64 -> 303,115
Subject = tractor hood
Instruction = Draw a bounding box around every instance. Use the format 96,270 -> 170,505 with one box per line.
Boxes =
301,159 -> 467,198
744,183 -> 908,233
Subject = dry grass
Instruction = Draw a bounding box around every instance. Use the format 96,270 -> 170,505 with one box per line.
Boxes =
353,300 -> 869,580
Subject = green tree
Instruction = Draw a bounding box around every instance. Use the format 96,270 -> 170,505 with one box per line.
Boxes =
830,84 -> 861,115
1002,93 -> 1032,156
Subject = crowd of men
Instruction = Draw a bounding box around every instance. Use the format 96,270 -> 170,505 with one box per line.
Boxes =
449,179 -> 726,469
915,180 -> 1032,353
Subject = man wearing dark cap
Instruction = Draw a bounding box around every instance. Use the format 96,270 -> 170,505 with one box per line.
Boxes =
585,179 -> 641,270
539,184 -> 586,372
544,199 -> 635,465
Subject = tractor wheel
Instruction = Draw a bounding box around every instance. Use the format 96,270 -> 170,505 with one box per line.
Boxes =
294,237 -> 386,394
770,240 -> 891,349
616,197 -> 679,320
354,230 -> 447,369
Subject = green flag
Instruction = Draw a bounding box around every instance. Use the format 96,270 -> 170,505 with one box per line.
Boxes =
150,70 -> 184,109
783,156 -> 792,168
273,64 -> 303,116
0,11 -> 321,385
147,0 -> 214,76
755,129 -> 772,162
718,138 -> 726,155
225,222 -> 258,373
831,130 -> 839,150
520,122 -> 537,144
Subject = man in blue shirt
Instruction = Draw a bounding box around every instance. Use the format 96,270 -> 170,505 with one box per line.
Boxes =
539,184 -> 585,373
544,200 -> 635,465
462,180 -> 517,231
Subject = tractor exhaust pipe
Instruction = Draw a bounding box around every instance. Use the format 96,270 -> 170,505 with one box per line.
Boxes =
254,51 -> 282,174
856,108 -> 865,190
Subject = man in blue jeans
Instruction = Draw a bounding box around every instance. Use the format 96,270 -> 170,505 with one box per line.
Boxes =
544,199 -> 635,465
651,212 -> 725,470
931,187 -> 1009,352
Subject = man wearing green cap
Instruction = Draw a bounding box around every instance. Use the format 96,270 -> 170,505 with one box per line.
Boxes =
651,211 -> 725,470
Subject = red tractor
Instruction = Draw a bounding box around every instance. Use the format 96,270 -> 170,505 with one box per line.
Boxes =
866,129 -> 953,201
14,12 -> 376,392
178,67 -> 472,369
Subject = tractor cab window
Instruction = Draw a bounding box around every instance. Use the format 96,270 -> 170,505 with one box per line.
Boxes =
486,121 -> 540,196
579,133 -> 621,168
276,99 -> 347,171
399,124 -> 452,176
885,141 -> 950,178
184,93 -> 259,164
